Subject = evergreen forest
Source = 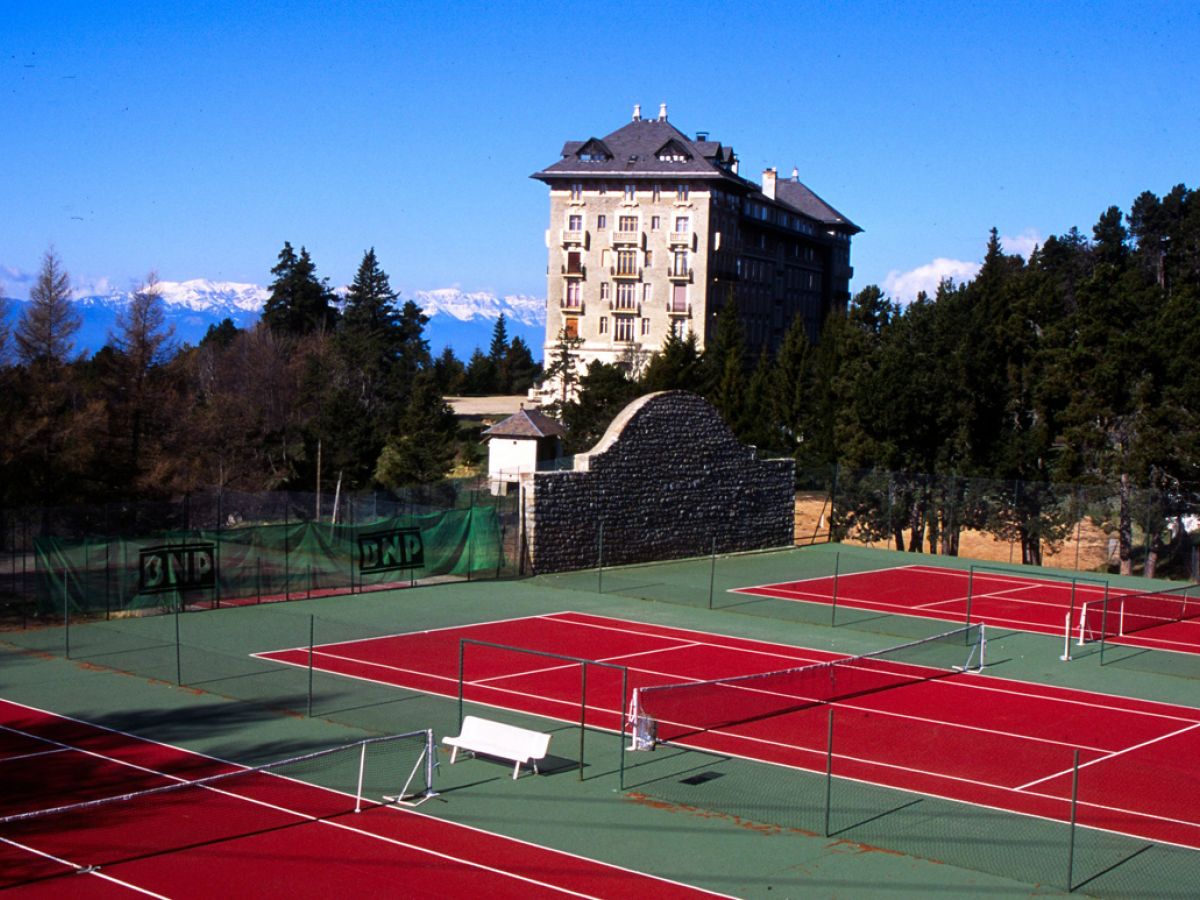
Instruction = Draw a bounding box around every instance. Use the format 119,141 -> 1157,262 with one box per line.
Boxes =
1,185 -> 1197,574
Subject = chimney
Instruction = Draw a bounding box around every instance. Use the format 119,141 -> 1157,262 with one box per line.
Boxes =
696,131 -> 709,142
791,166 -> 800,181
762,167 -> 777,200
632,104 -> 641,121
658,102 -> 668,121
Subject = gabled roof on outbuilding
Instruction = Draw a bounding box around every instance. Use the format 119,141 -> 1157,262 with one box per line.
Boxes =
483,407 -> 568,440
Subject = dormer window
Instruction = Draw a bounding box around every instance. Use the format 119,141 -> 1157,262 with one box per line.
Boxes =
655,140 -> 692,163
576,139 -> 612,163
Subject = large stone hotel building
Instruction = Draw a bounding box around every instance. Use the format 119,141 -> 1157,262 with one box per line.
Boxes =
532,104 -> 859,387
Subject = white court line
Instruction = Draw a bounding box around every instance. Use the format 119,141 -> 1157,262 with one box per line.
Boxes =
0,699 -> 731,900
1015,722 -> 1200,791
728,563 -> 928,594
0,836 -> 169,898
0,745 -> 70,765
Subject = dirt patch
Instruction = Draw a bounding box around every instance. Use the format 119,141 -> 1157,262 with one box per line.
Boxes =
794,494 -> 1112,572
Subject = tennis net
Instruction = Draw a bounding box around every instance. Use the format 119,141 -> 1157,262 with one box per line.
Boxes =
1078,582 -> 1200,643
629,624 -> 984,749
1,729 -> 436,833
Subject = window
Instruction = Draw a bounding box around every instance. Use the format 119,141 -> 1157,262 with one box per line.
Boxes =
643,283 -> 653,303
651,215 -> 661,231
600,282 -> 610,301
675,216 -> 690,233
567,214 -> 582,232
599,316 -> 608,335
570,183 -> 582,201
676,183 -> 689,202
565,250 -> 582,275
670,318 -> 687,338
624,184 -> 636,201
641,318 -> 651,336
672,249 -> 689,277
671,284 -> 688,313
653,184 -> 661,200
618,214 -> 637,232
564,281 -> 581,308
644,250 -> 653,268
614,316 -> 635,342
616,249 -> 638,276
616,282 -> 637,310
597,214 -> 607,229
564,317 -> 579,339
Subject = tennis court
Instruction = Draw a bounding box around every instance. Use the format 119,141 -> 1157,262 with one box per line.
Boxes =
0,698 -> 726,897
732,563 -> 1200,655
257,610 -> 1200,852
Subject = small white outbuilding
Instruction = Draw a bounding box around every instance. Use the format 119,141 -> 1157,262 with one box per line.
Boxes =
483,406 -> 568,495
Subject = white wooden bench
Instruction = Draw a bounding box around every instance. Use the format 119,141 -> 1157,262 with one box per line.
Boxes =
443,716 -> 552,780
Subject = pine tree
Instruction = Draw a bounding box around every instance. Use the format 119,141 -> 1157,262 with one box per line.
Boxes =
16,247 -> 80,368
374,371 -> 458,486
261,242 -> 339,337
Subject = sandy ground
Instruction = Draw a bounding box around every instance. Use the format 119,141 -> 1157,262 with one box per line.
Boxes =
794,493 -> 1112,572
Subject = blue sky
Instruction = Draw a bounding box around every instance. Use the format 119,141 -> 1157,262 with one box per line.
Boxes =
2,1 -> 1197,305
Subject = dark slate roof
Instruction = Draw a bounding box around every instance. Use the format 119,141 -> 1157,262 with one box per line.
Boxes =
771,178 -> 861,234
533,116 -> 744,182
483,407 -> 568,440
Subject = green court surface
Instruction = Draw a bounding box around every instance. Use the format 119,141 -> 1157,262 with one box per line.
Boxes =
3,542 -> 1198,898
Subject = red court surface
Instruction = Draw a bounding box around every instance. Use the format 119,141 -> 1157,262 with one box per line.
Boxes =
732,563 -> 1200,655
0,699 -> 726,898
259,611 -> 1200,851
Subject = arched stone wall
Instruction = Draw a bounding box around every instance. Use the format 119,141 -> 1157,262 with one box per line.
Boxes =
524,391 -> 794,573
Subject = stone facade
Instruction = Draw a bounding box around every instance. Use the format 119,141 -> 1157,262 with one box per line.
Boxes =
522,391 -> 794,573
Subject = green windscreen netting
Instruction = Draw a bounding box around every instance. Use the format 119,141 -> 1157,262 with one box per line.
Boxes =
35,505 -> 506,615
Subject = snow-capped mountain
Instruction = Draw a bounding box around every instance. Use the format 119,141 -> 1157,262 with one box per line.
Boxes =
3,280 -> 547,361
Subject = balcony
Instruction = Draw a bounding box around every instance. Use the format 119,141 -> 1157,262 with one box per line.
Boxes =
560,229 -> 587,246
560,298 -> 585,313
667,267 -> 693,283
611,229 -> 642,246
610,266 -> 642,281
561,264 -> 586,279
666,300 -> 692,317
668,231 -> 694,248
610,299 -> 640,315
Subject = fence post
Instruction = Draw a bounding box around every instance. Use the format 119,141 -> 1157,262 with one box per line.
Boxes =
307,615 -> 315,717
284,498 -> 290,601
823,706 -> 835,837
175,598 -> 182,686
579,662 -> 587,781
597,520 -> 604,595
707,536 -> 717,609
830,551 -> 841,626
1067,748 -> 1080,891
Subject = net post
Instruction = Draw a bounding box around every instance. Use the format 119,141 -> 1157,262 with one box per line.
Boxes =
579,661 -> 587,781
1066,748 -> 1080,891
307,615 -> 315,717
1061,611 -> 1072,661
823,705 -> 834,837
174,598 -> 182,686
355,740 -> 368,813
830,551 -> 840,627
424,728 -> 437,800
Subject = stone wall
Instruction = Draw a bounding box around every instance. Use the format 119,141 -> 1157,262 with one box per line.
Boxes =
523,391 -> 794,573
